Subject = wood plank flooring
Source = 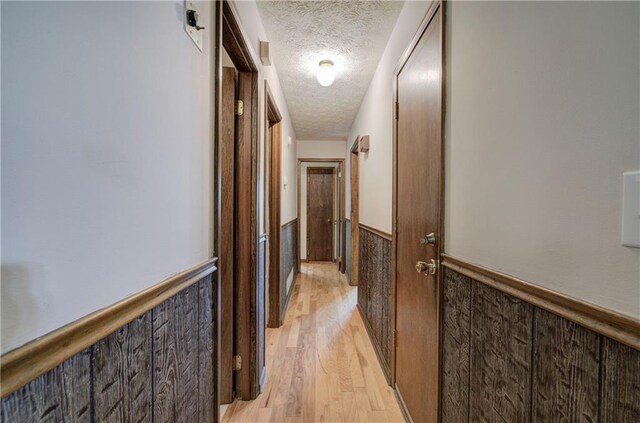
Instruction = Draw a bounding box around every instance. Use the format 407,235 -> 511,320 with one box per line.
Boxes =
223,263 -> 404,423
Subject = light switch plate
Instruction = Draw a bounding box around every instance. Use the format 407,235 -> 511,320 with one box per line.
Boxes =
184,1 -> 203,52
622,170 -> 640,247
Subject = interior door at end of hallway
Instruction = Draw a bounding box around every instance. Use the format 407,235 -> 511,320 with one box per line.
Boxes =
307,168 -> 334,262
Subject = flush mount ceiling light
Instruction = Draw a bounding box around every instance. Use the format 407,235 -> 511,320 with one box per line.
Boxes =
316,60 -> 335,87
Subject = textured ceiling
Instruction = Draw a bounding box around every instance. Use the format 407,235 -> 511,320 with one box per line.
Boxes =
257,1 -> 403,140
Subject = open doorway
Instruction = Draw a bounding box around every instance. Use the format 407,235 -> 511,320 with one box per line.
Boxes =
297,159 -> 346,269
215,0 -> 263,408
265,83 -> 286,329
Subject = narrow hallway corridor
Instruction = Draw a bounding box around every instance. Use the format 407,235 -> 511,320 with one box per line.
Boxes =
223,263 -> 404,423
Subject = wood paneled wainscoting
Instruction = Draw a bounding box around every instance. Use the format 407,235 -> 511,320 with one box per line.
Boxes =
1,260 -> 218,422
441,255 -> 640,423
279,219 -> 299,323
345,219 -> 351,283
357,224 -> 392,384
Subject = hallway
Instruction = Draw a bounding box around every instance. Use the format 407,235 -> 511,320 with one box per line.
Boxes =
2,2 -> 639,422
223,263 -> 404,423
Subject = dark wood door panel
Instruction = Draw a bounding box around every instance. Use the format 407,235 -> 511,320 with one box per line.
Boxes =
350,149 -> 359,286
234,70 -> 257,399
307,168 -> 334,262
394,6 -> 442,423
220,66 -> 236,405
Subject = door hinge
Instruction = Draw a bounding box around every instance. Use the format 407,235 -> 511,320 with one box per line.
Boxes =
394,219 -> 399,234
233,355 -> 242,371
307,249 -> 310,256
235,100 -> 244,116
394,101 -> 399,120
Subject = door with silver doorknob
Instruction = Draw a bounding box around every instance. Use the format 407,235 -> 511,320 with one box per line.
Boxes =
394,6 -> 443,423
415,259 -> 438,275
307,167 -> 335,261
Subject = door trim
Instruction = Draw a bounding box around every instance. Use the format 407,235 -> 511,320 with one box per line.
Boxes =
218,65 -> 236,405
213,2 -> 222,420
216,0 -> 262,402
349,137 -> 360,286
296,158 -> 346,270
265,82 -> 283,329
391,0 -> 445,408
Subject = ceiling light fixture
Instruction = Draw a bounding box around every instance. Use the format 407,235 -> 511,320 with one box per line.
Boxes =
316,60 -> 335,87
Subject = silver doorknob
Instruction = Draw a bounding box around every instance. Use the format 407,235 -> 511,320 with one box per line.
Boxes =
415,259 -> 438,275
420,233 -> 437,245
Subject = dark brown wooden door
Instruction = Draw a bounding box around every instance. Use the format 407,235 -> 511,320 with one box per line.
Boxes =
350,147 -> 359,285
395,6 -> 442,423
307,168 -> 334,261
220,66 -> 236,404
235,70 -> 258,399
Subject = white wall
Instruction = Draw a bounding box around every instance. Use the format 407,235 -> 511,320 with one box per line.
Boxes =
299,162 -> 340,260
232,0 -> 297,226
298,140 -> 347,159
348,0 -> 640,317
281,134 -> 297,225
1,1 -> 213,353
445,1 -> 640,317
346,1 -> 432,232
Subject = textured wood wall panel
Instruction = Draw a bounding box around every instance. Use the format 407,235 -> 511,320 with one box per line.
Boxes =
357,228 -> 368,322
601,338 -> 640,422
280,220 -> 298,319
345,220 -> 351,283
441,266 -> 640,423
1,350 -> 91,423
381,238 -> 391,365
94,315 -> 152,423
469,282 -> 533,423
1,273 -> 216,423
357,226 -> 391,381
532,309 -> 600,423
198,275 -> 215,423
441,269 -> 471,423
153,285 -> 199,422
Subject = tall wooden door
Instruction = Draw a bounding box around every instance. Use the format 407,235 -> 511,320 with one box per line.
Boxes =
394,5 -> 443,423
220,66 -> 236,405
350,144 -> 359,285
235,70 -> 259,399
307,168 -> 334,261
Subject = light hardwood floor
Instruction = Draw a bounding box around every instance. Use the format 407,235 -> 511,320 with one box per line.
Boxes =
222,263 -> 405,423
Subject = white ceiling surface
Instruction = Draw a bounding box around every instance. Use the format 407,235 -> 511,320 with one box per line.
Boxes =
257,1 -> 404,141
